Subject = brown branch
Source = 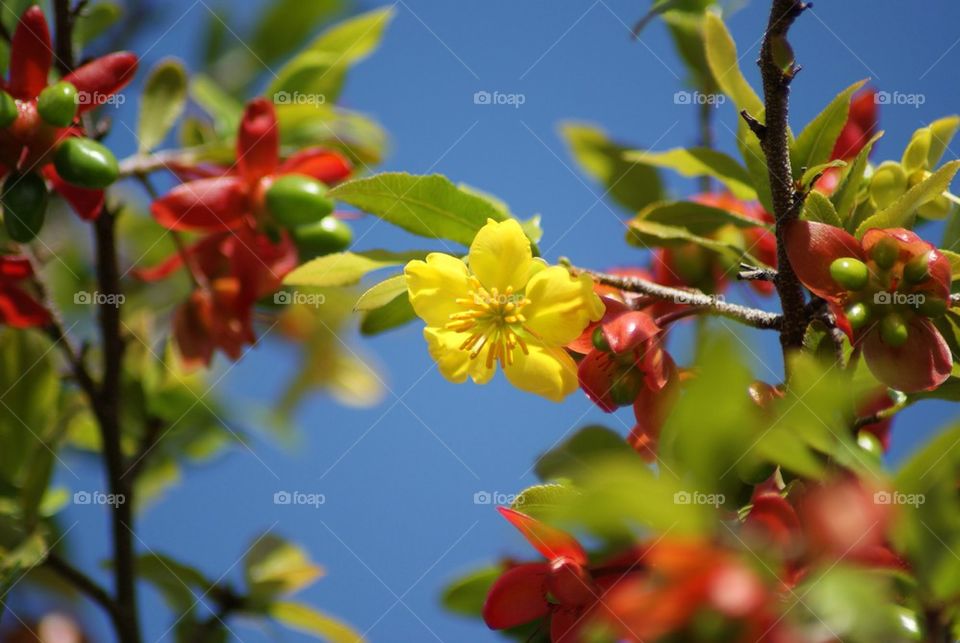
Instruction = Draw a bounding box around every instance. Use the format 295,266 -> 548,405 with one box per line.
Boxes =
569,267 -> 782,330
751,0 -> 813,365
45,553 -> 119,624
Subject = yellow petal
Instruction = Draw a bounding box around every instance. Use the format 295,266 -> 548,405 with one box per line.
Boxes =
523,267 -> 605,346
468,219 -> 532,292
424,326 -> 495,385
502,342 -> 579,402
404,253 -> 470,327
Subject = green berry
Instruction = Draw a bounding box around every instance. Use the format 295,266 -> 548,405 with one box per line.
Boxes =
609,368 -> 644,406
0,91 -> 17,128
829,257 -> 870,290
2,172 -> 48,242
37,81 -> 78,127
917,296 -> 947,318
871,237 -> 900,270
845,302 -> 871,331
290,216 -> 353,260
856,430 -> 884,460
53,137 -> 119,189
903,252 -> 931,283
265,174 -> 335,227
879,313 -> 909,348
869,162 -> 907,210
591,325 -> 610,352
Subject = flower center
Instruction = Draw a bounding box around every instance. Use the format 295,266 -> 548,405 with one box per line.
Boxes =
445,276 -> 531,369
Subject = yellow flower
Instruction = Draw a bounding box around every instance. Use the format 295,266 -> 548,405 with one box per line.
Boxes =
404,219 -> 604,401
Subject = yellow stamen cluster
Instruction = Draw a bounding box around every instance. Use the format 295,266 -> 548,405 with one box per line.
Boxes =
445,277 -> 532,369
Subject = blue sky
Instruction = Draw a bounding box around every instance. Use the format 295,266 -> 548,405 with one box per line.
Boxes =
33,1 -> 960,641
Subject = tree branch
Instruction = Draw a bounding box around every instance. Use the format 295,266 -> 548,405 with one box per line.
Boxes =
753,0 -> 813,363
45,553 -> 118,624
568,266 -> 782,330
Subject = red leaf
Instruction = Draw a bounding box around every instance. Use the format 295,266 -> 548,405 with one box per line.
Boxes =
46,165 -> 103,219
498,507 -> 587,565
237,98 -> 278,181
151,177 -> 249,232
0,284 -> 50,328
9,6 -> 52,100
862,316 -> 952,393
64,52 -> 139,114
482,563 -> 550,630
279,149 -> 352,185
784,220 -> 864,301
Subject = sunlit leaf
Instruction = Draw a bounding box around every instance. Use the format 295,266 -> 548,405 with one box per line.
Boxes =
138,58 -> 188,152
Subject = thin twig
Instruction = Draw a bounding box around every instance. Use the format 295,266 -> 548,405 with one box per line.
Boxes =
45,553 -> 119,623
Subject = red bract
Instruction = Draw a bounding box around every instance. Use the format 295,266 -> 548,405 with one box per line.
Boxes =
832,88 -> 878,161
483,507 -> 642,642
138,226 -> 297,367
785,220 -> 952,392
653,192 -> 776,295
151,98 -> 351,233
0,256 -> 49,327
0,6 -> 137,220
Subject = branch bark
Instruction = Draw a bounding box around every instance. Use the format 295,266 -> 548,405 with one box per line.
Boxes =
750,0 -> 812,362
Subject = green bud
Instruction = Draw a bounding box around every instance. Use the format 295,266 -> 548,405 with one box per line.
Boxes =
917,296 -> 947,318
869,162 -> 908,210
829,257 -> 870,290
901,128 -> 932,175
856,430 -> 884,460
591,325 -> 610,352
290,216 -> 353,260
917,193 -> 952,220
609,368 -> 645,407
37,81 -> 78,127
903,252 -> 931,283
871,237 -> 900,270
53,137 -> 119,189
2,172 -> 48,242
0,91 -> 17,128
879,313 -> 909,348
266,174 -> 335,227
845,302 -> 872,331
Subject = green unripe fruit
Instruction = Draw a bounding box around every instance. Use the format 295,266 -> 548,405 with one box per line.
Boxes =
0,91 -> 17,128
2,172 -> 48,242
829,257 -> 870,290
880,313 -> 909,348
903,252 -> 931,283
265,174 -> 335,227
36,81 -> 78,127
917,193 -> 952,219
871,237 -> 900,270
869,162 -> 908,210
53,137 -> 119,189
591,325 -> 611,352
845,302 -> 872,331
917,296 -> 947,318
290,216 -> 353,260
609,368 -> 645,406
856,430 -> 884,460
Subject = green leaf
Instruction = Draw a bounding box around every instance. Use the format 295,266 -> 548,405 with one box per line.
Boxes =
637,200 -> 771,235
138,58 -> 188,153
284,250 -> 425,288
360,292 -> 416,336
893,422 -> 960,601
662,6 -> 718,93
354,274 -> 406,311
535,425 -> 634,483
250,0 -> 343,64
791,80 -> 867,175
190,75 -> 242,136
626,147 -> 756,200
441,566 -> 501,617
802,190 -> 842,227
703,12 -> 763,116
75,2 -> 122,46
559,121 -> 663,214
800,160 -> 846,190
267,52 -> 346,106
855,160 -> 960,237
306,6 -> 395,65
137,553 -> 214,611
832,131 -> 883,224
245,535 -> 323,600
269,601 -> 362,643
511,483 -> 578,520
940,249 -> 960,280
928,115 -> 960,168
329,173 -> 517,247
